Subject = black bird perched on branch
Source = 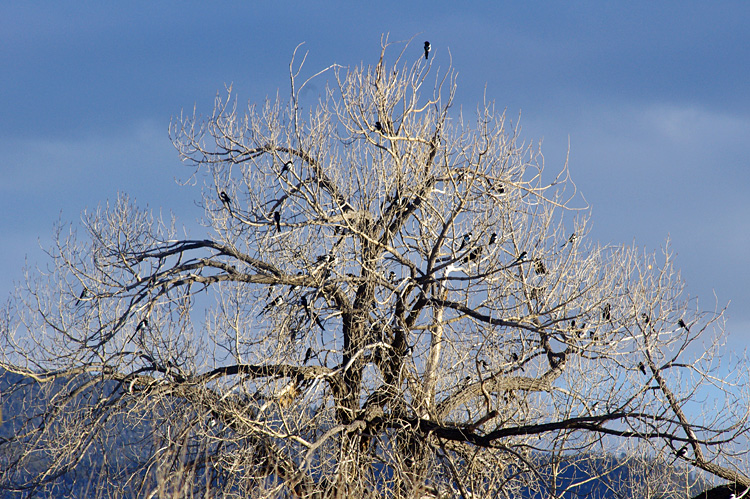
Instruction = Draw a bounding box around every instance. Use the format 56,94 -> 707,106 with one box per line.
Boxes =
259,295 -> 284,316
273,211 -> 281,232
638,362 -> 647,375
424,41 -> 431,59
678,319 -> 690,331
75,288 -> 87,305
374,121 -> 383,133
464,247 -> 482,264
534,259 -> 547,275
488,232 -> 497,245
135,318 -> 149,333
304,347 -> 313,364
219,191 -> 231,208
279,160 -> 292,176
458,232 -> 471,251
300,295 -> 326,331
514,251 -> 527,264
561,232 -> 577,248
315,254 -> 336,266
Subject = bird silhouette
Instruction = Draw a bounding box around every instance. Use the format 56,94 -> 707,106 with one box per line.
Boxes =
424,41 -> 431,59
279,161 -> 292,176
488,232 -> 497,245
374,121 -> 383,133
458,232 -> 472,251
534,259 -> 547,275
315,254 -> 335,266
638,362 -> 647,375
602,303 -> 611,321
301,295 -> 326,331
464,246 -> 482,263
678,319 -> 690,331
304,347 -> 313,364
273,211 -> 281,232
515,251 -> 528,264
76,288 -> 87,305
561,232 -> 577,248
259,295 -> 284,316
219,191 -> 231,207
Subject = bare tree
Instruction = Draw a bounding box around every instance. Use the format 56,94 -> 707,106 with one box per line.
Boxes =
2,37 -> 749,498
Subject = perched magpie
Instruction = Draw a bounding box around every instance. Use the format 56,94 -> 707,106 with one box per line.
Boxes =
641,313 -> 650,324
458,232 -> 472,251
678,319 -> 689,331
301,295 -> 326,331
304,347 -> 313,364
561,232 -> 577,248
464,246 -> 482,263
374,121 -> 383,133
515,251 -> 528,263
388,271 -> 396,284
135,318 -> 149,333
534,259 -> 547,275
273,211 -> 281,232
279,161 -> 292,176
259,295 -> 284,316
638,362 -> 647,375
602,303 -> 611,321
424,41 -> 431,59
511,352 -> 519,362
488,232 -> 497,245
676,445 -> 687,458
316,254 -> 335,265
219,191 -> 231,207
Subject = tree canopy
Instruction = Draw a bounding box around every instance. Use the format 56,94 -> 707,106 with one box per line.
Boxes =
2,38 -> 748,499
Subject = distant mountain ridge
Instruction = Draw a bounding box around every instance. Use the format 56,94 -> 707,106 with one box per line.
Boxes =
0,368 -> 729,498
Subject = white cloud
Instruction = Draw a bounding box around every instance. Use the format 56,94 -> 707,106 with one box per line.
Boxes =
640,103 -> 750,146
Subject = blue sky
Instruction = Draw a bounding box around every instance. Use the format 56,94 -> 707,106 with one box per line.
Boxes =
2,2 -> 749,348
